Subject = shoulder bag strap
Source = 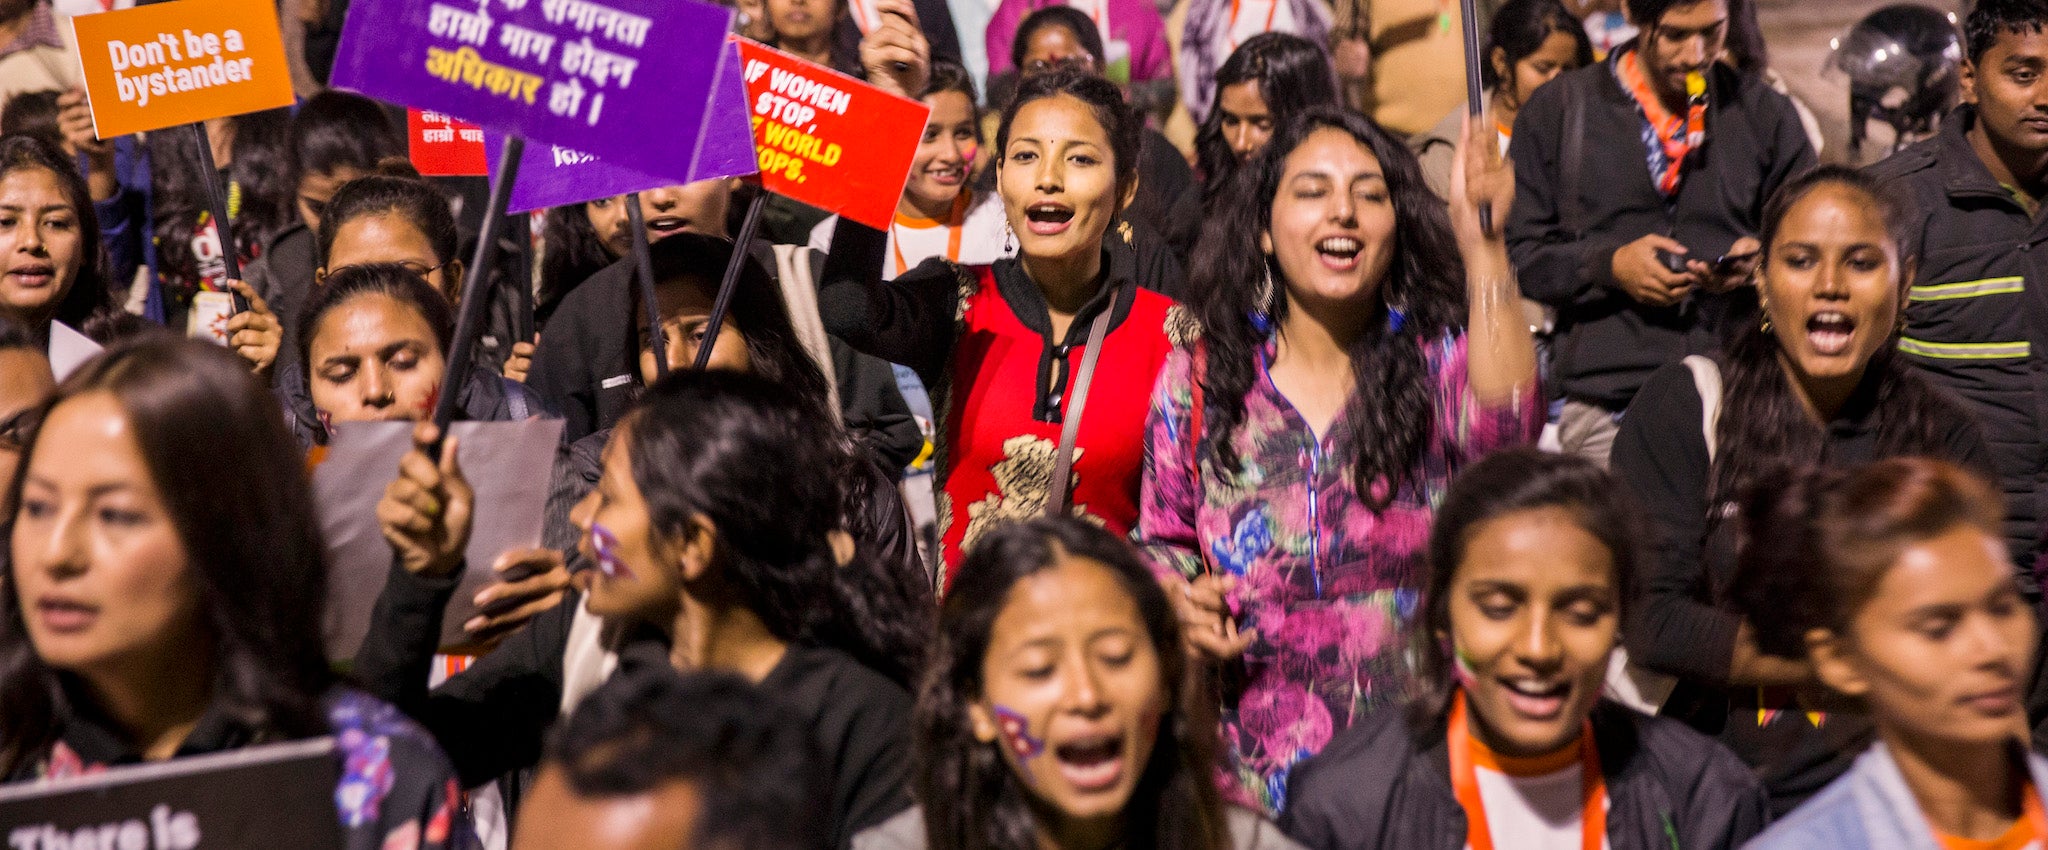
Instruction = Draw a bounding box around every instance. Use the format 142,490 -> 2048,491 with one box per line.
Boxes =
1047,306 -> 1115,518
1560,77 -> 1588,238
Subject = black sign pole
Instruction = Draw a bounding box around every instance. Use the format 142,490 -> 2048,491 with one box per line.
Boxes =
512,211 -> 536,346
1459,0 -> 1492,236
433,134 -> 524,438
692,190 -> 766,370
189,122 -> 249,314
625,193 -> 667,379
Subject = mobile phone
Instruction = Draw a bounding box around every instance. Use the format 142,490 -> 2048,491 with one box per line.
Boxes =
1654,247 -> 1690,274
1712,250 -> 1759,276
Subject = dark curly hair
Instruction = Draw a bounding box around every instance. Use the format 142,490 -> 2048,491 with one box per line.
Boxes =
1191,107 -> 1467,510
0,337 -> 334,777
915,517 -> 1226,850
1194,33 -> 1339,199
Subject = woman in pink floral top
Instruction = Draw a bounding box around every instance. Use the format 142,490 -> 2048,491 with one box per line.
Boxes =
1139,107 -> 1541,813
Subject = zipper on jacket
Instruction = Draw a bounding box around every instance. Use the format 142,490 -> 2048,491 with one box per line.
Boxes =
1304,444 -> 1323,599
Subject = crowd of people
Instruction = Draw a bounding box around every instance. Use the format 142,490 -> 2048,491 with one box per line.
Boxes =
6,0 -> 2048,846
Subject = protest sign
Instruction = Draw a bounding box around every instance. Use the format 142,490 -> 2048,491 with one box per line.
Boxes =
315,418 -> 565,660
491,43 -> 755,213
410,108 -> 489,176
0,738 -> 343,849
330,0 -> 734,182
69,0 -> 294,138
734,37 -> 928,230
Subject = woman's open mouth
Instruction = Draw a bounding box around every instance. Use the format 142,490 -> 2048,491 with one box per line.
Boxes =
1052,735 -> 1125,792
1025,202 -> 1074,236
1315,237 -> 1362,271
6,263 -> 54,289
646,216 -> 690,238
1501,677 -> 1570,721
1806,310 -> 1857,357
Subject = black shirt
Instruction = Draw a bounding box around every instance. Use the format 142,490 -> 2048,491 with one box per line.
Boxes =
353,568 -> 914,848
1611,356 -> 1990,814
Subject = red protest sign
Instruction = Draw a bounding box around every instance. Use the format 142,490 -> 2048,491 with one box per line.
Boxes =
408,108 -> 487,176
733,37 -> 928,230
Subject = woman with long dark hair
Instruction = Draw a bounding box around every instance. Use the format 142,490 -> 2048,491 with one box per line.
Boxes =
1281,449 -> 1766,849
1193,33 -> 1340,202
1741,460 -> 2040,849
1139,106 -> 1539,811
146,109 -> 293,329
0,135 -> 114,379
0,337 -> 464,847
1411,0 -> 1592,199
821,68 -> 1192,585
863,516 -> 1298,850
358,369 -> 919,848
1611,166 -> 1992,814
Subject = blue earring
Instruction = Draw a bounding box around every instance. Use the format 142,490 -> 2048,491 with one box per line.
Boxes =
1387,306 -> 1407,334
1249,264 -> 1275,334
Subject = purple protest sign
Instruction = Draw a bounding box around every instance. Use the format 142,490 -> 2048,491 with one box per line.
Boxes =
329,0 -> 733,182
491,42 -> 756,213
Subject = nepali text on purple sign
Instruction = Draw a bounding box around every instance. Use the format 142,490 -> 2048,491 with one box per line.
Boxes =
492,42 -> 756,213
329,0 -> 733,181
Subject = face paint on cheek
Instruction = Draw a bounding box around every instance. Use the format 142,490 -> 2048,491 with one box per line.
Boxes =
992,705 -> 1045,778
961,143 -> 979,164
591,523 -> 631,579
1452,644 -> 1480,689
418,383 -> 442,417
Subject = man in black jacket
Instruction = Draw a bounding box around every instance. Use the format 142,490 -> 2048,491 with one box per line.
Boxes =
1866,0 -> 2048,572
1507,0 -> 1813,467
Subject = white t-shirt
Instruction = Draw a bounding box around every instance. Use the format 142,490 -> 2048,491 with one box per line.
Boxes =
808,191 -> 1014,280
1220,0 -> 1294,56
1469,756 -> 1611,850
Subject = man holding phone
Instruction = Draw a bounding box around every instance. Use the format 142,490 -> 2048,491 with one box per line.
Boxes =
1506,0 -> 1812,467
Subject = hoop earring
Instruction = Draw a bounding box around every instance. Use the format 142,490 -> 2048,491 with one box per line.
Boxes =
1250,262 -> 1276,334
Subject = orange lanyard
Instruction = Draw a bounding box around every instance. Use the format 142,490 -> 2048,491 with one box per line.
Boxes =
1226,0 -> 1279,49
891,192 -> 969,275
1448,690 -> 1606,850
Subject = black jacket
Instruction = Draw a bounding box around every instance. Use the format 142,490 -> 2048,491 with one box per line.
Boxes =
1866,105 -> 2048,565
1507,46 -> 1814,408
1280,701 -> 1768,850
353,572 -> 915,849
1610,356 -> 1990,813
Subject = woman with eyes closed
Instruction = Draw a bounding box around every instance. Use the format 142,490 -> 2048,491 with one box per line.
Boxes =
1740,460 -> 2044,850
298,264 -> 547,443
1610,166 -> 1993,816
819,68 -> 1191,587
857,516 -> 1302,850
1281,449 -> 1767,850
1138,106 -> 1540,813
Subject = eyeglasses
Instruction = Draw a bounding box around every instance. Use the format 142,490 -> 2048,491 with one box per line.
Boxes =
326,260 -> 453,280
1024,55 -> 1096,75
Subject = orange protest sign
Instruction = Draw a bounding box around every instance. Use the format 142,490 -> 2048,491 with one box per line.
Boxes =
70,0 -> 294,138
734,38 -> 929,230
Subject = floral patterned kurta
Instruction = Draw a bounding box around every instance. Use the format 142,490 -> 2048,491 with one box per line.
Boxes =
1138,333 -> 1542,813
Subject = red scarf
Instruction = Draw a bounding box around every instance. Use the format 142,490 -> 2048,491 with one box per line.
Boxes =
1615,49 -> 1705,197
